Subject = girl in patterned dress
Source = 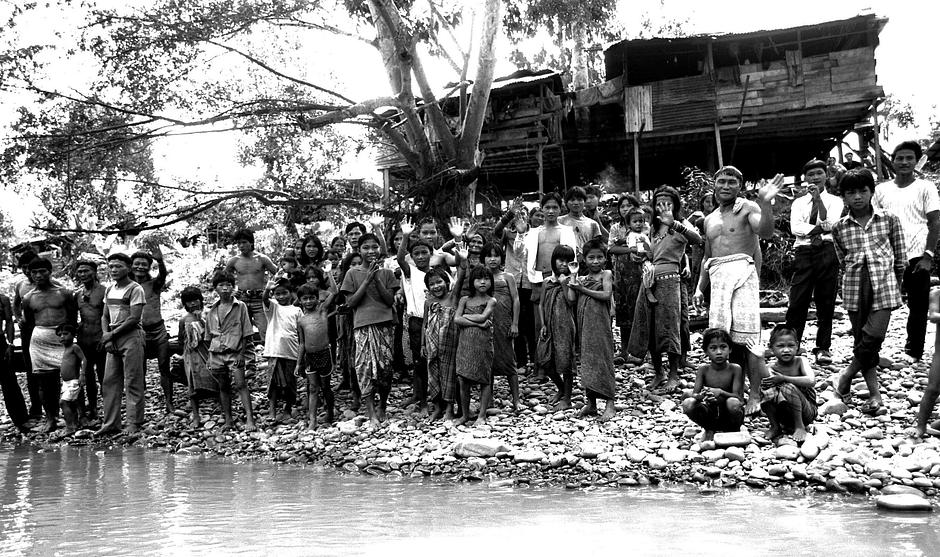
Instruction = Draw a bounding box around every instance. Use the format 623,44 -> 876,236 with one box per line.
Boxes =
454,266 -> 497,426
423,252 -> 467,421
481,243 -> 521,412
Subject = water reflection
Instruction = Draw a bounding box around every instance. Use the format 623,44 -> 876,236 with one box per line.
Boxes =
1,444 -> 939,556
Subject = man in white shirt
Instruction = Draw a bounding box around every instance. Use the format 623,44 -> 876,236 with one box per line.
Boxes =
524,192 -> 578,333
558,186 -> 601,256
785,159 -> 844,364
872,141 -> 940,361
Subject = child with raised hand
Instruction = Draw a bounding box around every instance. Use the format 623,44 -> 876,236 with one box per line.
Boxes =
481,242 -> 521,412
397,217 -> 434,413
423,251 -> 468,421
454,266 -> 497,426
262,277 -> 303,423
295,283 -> 337,430
681,328 -> 745,442
751,325 -> 817,443
567,239 -> 616,421
56,323 -> 86,434
341,233 -> 399,427
178,286 -> 217,429
540,244 -> 578,411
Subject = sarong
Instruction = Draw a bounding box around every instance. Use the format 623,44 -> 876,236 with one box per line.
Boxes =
354,324 -> 393,397
613,253 -> 642,328
576,278 -> 616,399
542,281 -> 576,376
704,254 -> 761,345
182,317 -> 218,397
455,300 -> 494,384
760,383 -> 818,425
426,302 -> 458,402
627,273 -> 682,357
492,278 -> 517,377
29,326 -> 64,372
267,357 -> 297,406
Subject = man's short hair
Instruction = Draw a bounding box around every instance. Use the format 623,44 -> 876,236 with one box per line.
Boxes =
564,186 -> 588,202
211,270 -> 236,288
714,165 -> 744,184
131,251 -> 153,265
802,159 -> 828,175
27,258 -> 53,272
74,259 -> 99,272
892,140 -> 923,161
345,221 -> 366,235
839,169 -> 875,195
701,327 -> 733,349
17,250 -> 37,268
540,192 -> 564,208
233,229 -> 254,244
180,286 -> 204,304
107,252 -> 133,266
55,323 -> 77,336
584,185 -> 602,198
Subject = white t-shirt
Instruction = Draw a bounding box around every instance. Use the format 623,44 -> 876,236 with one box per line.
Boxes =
263,302 -> 302,359
401,264 -> 427,319
873,178 -> 940,260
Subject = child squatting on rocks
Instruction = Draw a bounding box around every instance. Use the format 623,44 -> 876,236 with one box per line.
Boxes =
682,328 -> 745,442
751,325 -> 818,443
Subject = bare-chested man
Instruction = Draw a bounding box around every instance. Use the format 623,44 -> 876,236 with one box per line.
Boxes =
132,246 -> 176,415
693,165 -> 782,416
13,250 -> 44,417
74,260 -> 106,419
225,229 -> 278,341
22,258 -> 78,432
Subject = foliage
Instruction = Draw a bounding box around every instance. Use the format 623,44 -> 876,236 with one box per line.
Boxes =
878,94 -> 916,137
0,99 -> 161,227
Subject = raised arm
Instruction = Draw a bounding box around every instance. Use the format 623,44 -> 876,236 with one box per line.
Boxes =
751,174 -> 784,239
397,218 -> 414,279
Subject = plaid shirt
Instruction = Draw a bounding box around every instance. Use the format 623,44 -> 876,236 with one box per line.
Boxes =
832,208 -> 907,312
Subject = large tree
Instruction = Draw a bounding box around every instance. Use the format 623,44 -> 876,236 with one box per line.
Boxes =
1,0 -> 503,231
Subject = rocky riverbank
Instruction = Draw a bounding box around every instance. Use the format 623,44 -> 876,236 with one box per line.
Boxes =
2,307 -> 940,504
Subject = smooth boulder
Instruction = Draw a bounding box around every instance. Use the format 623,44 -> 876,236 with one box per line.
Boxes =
875,494 -> 932,512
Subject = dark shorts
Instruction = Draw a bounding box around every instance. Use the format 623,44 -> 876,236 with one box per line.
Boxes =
306,348 -> 333,380
143,321 -> 169,358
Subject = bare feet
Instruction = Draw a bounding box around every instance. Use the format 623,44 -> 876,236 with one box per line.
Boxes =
473,415 -> 487,427
701,430 -> 715,442
376,406 -> 388,423
369,416 -> 381,428
39,419 -> 57,434
307,421 -> 318,431
766,425 -> 782,440
452,416 -> 468,427
428,406 -> 444,422
649,373 -> 666,392
579,405 -> 598,418
123,424 -> 141,435
792,428 -> 808,443
744,398 -> 761,417
663,376 -> 679,393
598,402 -> 616,422
549,392 -> 563,405
191,417 -> 202,429
244,421 -> 258,432
552,398 -> 572,411
94,427 -> 119,437
64,426 -> 77,436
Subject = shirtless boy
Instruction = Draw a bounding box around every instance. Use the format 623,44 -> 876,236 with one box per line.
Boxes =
693,165 -> 782,415
74,260 -> 106,419
132,247 -> 176,415
56,323 -> 87,434
225,229 -> 278,341
681,328 -> 745,441
295,283 -> 337,429
22,258 -> 78,433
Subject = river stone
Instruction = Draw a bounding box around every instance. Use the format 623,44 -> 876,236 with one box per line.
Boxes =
774,445 -> 800,461
800,439 -> 820,460
913,477 -> 934,489
645,456 -> 668,470
891,468 -> 914,480
702,449 -> 724,462
875,494 -> 933,512
454,438 -> 509,458
337,420 -> 358,434
819,399 -> 848,416
659,399 -> 677,412
512,450 -> 547,464
626,448 -> 647,463
714,432 -> 751,448
882,485 -> 927,498
579,443 -> 605,459
724,447 -> 746,462
861,428 -> 884,440
662,449 -> 686,463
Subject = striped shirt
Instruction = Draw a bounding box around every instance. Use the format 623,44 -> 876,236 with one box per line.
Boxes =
831,209 -> 907,312
872,178 -> 940,261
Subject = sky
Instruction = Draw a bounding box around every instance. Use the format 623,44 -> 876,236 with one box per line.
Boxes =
0,0 -> 937,233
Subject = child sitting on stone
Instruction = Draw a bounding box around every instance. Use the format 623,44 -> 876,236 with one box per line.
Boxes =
682,327 -> 744,441
751,325 -> 817,443
56,323 -> 86,434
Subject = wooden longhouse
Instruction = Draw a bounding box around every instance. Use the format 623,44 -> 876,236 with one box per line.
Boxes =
378,14 -> 888,206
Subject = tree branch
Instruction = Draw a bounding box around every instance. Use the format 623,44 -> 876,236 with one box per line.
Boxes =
458,0 -> 500,166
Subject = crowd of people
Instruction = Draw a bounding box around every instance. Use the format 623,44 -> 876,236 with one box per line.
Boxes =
2,141 -> 940,449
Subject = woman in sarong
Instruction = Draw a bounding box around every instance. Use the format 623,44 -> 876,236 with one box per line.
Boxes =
627,186 -> 702,393
481,243 -> 520,412
540,245 -> 577,411
569,239 -> 617,421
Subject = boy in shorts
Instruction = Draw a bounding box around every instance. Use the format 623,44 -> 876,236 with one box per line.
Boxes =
204,270 -> 257,431
295,283 -> 337,429
56,323 -> 87,434
681,328 -> 745,441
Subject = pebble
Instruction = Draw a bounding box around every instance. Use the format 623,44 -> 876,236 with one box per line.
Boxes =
454,438 -> 509,458
882,484 -> 927,498
713,432 -> 751,448
724,447 -> 746,462
875,494 -> 933,512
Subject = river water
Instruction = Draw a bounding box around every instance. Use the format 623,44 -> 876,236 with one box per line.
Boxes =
0,444 -> 937,556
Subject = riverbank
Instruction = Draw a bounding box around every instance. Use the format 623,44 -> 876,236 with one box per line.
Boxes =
2,307 -> 939,502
